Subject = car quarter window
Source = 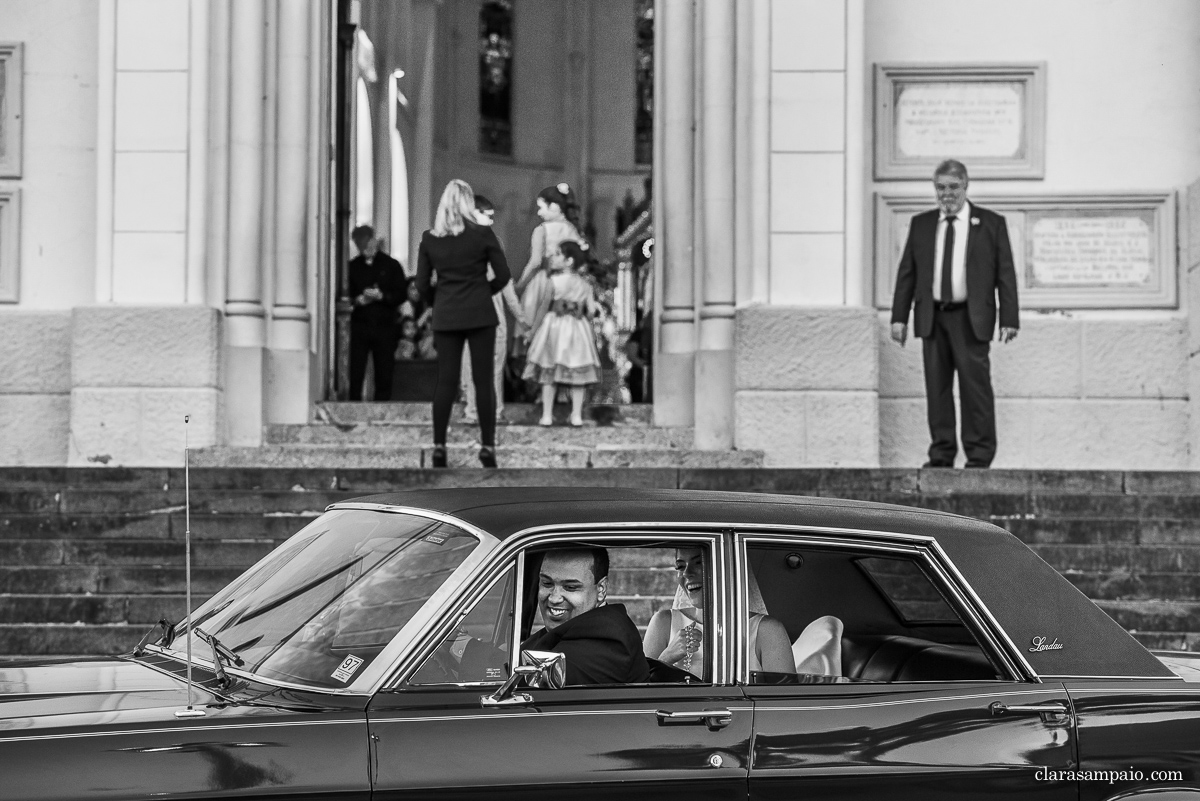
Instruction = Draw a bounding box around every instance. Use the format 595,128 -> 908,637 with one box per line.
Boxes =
407,539 -> 718,688
743,541 -> 1005,686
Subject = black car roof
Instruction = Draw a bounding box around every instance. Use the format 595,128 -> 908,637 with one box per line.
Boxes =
339,487 -> 1174,680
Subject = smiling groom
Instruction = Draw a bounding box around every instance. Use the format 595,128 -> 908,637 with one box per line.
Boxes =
521,547 -> 650,685
890,159 -> 1020,469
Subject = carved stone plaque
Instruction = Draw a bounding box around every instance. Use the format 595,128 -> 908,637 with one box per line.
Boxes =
1027,214 -> 1154,287
875,63 -> 1045,180
895,82 -> 1024,159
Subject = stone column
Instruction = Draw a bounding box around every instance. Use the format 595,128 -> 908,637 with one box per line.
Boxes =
224,0 -> 269,445
653,0 -> 696,427
267,0 -> 314,425
694,0 -> 736,449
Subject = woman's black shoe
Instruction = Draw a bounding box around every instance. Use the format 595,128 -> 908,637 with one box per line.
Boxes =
431,446 -> 448,468
479,447 -> 497,468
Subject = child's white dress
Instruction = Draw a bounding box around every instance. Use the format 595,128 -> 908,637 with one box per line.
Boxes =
523,271 -> 601,386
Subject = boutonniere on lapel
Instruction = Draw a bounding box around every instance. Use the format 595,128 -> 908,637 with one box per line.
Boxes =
970,217 -> 981,226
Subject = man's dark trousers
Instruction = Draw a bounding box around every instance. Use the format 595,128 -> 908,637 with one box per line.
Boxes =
923,304 -> 995,467
350,325 -> 398,401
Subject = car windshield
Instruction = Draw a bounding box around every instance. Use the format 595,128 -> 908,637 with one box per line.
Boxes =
164,509 -> 480,689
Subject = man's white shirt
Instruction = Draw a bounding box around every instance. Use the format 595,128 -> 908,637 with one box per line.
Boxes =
933,201 -> 970,303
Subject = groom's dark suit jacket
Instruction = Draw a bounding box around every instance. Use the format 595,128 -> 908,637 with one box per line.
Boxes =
890,203 -> 1020,342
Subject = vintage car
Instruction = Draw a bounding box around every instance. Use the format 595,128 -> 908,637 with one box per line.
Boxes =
3,487 -> 1200,800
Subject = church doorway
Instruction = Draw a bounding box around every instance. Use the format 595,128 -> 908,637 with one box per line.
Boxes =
326,0 -> 656,408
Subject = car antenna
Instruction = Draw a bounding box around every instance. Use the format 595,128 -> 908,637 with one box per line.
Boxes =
176,414 -> 205,719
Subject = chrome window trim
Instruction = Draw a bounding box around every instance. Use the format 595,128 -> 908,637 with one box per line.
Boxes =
1048,676 -> 1189,682
151,505 -> 500,697
736,530 -> 1031,683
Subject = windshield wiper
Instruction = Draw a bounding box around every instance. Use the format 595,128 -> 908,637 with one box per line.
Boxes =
133,618 -> 176,656
192,626 -> 245,688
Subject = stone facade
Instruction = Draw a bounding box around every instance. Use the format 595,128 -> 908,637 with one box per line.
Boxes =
1,0 -> 1199,469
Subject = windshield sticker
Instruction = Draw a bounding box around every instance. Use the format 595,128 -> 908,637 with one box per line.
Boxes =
1029,636 -> 1063,652
423,533 -> 447,545
332,654 -> 365,682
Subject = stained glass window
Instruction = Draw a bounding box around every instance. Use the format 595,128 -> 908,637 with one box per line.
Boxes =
479,0 -> 514,157
635,0 -> 654,165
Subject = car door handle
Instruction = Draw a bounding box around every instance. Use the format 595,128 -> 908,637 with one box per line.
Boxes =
989,701 -> 1070,721
656,709 -> 733,729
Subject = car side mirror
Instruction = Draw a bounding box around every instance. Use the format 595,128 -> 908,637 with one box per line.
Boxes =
519,650 -> 566,689
479,650 -> 566,707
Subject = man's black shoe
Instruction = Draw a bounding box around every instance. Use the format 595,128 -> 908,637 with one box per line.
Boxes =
922,460 -> 953,468
964,461 -> 991,468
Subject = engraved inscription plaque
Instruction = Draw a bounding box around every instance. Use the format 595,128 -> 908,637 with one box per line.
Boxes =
1028,215 -> 1154,287
895,82 -> 1024,159
875,63 -> 1045,180
0,43 -> 20,178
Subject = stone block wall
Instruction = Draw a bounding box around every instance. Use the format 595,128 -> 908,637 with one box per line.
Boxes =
0,312 -> 72,465
879,315 -> 1189,469
735,306 -> 879,466
67,306 -> 222,467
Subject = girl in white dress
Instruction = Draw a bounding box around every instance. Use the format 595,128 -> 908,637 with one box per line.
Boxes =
515,183 -> 586,350
522,240 -> 601,427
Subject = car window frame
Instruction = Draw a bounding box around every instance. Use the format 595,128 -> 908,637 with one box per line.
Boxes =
734,528 -> 1030,685
382,527 -> 731,691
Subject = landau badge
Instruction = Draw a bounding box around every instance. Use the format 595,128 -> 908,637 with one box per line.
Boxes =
1029,636 -> 1063,652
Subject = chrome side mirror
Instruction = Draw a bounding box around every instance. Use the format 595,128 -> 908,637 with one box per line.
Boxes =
480,650 -> 566,707
520,650 -> 566,689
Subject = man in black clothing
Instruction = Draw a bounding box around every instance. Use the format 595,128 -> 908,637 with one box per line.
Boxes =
521,547 -> 650,685
348,225 -> 407,401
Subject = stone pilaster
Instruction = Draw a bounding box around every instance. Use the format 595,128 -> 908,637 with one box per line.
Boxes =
267,0 -> 315,425
694,0 -> 736,449
653,0 -> 696,427
223,0 -> 269,445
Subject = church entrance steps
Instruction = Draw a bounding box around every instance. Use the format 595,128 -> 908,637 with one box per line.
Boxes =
266,422 -> 694,448
192,402 -> 760,469
316,401 -> 654,426
193,445 -> 763,470
3,467 -> 1200,658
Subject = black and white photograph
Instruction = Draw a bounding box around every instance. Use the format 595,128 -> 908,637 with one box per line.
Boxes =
2,0 -> 1200,797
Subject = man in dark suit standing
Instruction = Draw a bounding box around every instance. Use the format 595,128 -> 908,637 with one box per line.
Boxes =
348,225 -> 407,401
890,160 -> 1019,468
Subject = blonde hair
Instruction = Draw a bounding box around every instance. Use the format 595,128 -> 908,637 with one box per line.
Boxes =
431,179 -> 476,237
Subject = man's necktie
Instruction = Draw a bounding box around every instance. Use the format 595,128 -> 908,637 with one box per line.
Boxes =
940,215 -> 955,303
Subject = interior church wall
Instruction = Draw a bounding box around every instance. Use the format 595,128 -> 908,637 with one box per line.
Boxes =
422,0 -> 647,272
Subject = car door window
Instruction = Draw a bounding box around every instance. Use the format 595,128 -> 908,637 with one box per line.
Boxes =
522,542 -> 715,685
743,543 -> 1004,684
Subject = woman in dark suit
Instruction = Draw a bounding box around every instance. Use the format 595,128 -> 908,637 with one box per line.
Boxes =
416,179 -> 512,468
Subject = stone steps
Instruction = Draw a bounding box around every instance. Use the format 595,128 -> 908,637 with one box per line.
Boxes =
267,423 -> 695,448
2,467 -> 1200,660
194,402 -> 762,469
193,445 -> 764,469
317,401 -> 654,426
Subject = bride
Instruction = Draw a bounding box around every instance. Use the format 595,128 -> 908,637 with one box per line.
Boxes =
643,546 -> 795,677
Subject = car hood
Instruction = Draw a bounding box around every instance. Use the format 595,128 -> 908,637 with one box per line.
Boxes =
0,657 -> 220,726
